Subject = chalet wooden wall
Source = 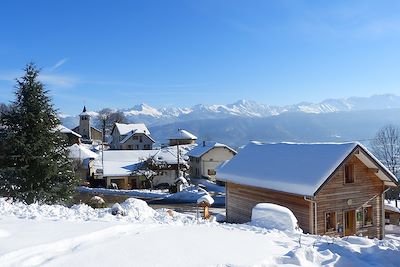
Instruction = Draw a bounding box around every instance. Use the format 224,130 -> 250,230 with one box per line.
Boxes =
226,182 -> 311,233
315,154 -> 384,238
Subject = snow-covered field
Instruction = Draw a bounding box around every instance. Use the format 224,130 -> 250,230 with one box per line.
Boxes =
1,198 -> 400,267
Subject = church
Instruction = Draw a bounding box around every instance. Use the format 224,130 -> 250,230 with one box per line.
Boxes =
72,106 -> 102,143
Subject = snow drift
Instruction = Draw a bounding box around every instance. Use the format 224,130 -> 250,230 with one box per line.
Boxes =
251,203 -> 301,233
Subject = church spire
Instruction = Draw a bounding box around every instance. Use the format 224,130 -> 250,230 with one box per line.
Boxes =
82,105 -> 87,113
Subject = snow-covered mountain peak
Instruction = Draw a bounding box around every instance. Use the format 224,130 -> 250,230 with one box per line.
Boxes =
124,103 -> 162,117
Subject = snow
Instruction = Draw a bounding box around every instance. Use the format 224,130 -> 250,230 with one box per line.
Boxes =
77,186 -> 169,199
187,141 -> 236,158
169,129 -> 197,140
93,150 -> 155,176
67,144 -> 99,160
251,203 -> 301,233
196,194 -> 214,205
163,185 -> 209,203
114,122 -> 151,135
77,186 -> 212,204
191,177 -> 225,193
218,141 -> 363,196
385,204 -> 400,213
1,199 -> 400,267
54,125 -> 81,137
92,146 -> 191,177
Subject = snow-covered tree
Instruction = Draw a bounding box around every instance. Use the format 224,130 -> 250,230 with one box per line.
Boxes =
371,124 -> 400,203
0,63 -> 78,204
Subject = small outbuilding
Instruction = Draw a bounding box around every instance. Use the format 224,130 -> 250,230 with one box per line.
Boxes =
385,204 -> 400,225
218,141 -> 398,239
168,129 -> 197,146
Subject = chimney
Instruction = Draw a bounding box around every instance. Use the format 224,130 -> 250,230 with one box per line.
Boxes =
203,141 -> 206,147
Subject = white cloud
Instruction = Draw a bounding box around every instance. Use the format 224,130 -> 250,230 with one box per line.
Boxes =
49,58 -> 68,71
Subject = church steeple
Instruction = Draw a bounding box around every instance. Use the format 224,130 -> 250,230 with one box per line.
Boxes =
79,105 -> 91,140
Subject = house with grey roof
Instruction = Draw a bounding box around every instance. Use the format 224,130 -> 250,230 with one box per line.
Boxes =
187,141 -> 236,181
110,123 -> 155,150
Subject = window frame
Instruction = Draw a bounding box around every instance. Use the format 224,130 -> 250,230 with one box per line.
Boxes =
344,163 -> 355,184
363,206 -> 373,227
325,211 -> 337,233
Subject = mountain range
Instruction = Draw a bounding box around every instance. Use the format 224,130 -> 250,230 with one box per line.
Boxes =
60,94 -> 400,147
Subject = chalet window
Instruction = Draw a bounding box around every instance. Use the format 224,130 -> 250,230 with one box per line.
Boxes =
363,206 -> 373,226
139,136 -> 143,143
127,145 -> 133,149
325,212 -> 337,232
135,145 -> 139,149
133,136 -> 139,140
344,164 -> 354,184
208,169 -> 216,175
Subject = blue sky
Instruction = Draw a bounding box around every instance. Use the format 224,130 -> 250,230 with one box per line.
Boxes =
1,0 -> 400,114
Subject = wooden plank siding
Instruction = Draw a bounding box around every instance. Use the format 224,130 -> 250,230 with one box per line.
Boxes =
315,154 -> 384,239
226,182 -> 311,233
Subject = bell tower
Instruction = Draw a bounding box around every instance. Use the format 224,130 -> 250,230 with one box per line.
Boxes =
79,106 -> 91,140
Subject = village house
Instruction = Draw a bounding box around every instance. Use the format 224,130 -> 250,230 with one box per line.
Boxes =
110,123 -> 155,150
168,129 -> 197,146
218,141 -> 398,239
89,146 -> 188,189
72,106 -> 102,143
385,204 -> 400,225
188,141 -> 236,181
56,125 -> 81,145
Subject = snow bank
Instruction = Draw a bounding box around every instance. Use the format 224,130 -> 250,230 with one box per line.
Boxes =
251,203 -> 301,233
164,185 -> 208,203
77,186 -> 169,199
119,198 -> 156,219
0,198 -> 169,224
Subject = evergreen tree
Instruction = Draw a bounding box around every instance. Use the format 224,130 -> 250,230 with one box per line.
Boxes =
0,63 -> 78,204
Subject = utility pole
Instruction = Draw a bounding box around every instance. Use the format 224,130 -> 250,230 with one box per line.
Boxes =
177,131 -> 180,178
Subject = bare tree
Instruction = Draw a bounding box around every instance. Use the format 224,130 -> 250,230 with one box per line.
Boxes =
97,108 -> 127,142
371,124 -> 400,203
132,157 -> 170,190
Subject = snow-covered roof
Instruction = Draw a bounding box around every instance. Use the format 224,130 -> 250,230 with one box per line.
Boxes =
152,146 -> 187,165
114,123 -> 150,136
55,125 -> 82,138
169,129 -> 197,140
218,141 -> 398,196
68,144 -> 98,160
385,204 -> 400,214
94,150 -> 156,177
93,146 -> 190,177
187,141 -> 236,158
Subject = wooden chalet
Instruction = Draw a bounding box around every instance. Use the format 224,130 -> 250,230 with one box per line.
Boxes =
218,142 -> 398,239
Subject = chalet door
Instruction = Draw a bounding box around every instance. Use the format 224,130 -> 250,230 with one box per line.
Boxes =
344,210 -> 356,236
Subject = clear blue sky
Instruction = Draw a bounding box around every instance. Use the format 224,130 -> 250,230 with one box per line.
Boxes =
1,0 -> 400,114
